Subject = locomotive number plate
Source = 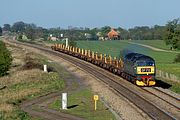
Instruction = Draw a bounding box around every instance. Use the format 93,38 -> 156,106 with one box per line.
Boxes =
141,68 -> 151,72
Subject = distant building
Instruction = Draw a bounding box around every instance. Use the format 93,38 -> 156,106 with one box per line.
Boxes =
49,34 -> 58,41
50,37 -> 58,41
107,29 -> 120,40
96,32 -> 105,41
85,33 -> 93,40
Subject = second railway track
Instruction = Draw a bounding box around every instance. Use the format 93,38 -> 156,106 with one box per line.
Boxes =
9,40 -> 179,120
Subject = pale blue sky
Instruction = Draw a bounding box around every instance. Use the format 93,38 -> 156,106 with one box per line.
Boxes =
0,0 -> 180,29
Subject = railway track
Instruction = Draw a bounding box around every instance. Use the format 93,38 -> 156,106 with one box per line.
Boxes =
153,87 -> 180,101
142,87 -> 180,110
9,40 -> 179,120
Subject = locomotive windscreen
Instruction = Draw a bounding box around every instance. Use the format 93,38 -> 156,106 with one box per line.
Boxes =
137,61 -> 154,66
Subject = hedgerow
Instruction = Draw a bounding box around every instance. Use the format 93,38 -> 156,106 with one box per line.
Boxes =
174,53 -> 180,63
0,41 -> 12,76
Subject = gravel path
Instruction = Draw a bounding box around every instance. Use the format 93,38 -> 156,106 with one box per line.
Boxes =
128,41 -> 180,53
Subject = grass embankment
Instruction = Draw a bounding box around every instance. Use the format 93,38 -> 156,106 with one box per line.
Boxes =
50,89 -> 116,120
0,45 -> 64,120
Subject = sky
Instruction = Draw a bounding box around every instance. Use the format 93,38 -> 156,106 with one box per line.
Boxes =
0,0 -> 180,29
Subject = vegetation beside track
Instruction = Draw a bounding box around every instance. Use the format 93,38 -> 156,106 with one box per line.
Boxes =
0,45 -> 64,120
49,89 -> 116,120
1,42 -> 116,119
0,41 -> 12,76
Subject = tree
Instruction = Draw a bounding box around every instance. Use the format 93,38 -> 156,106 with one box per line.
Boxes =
11,21 -> 26,33
25,25 -> 36,40
164,18 -> 180,49
174,24 -> 180,49
0,41 -> 12,76
174,53 -> 180,63
117,27 -> 130,40
68,40 -> 77,47
153,25 -> 165,40
0,26 -> 2,36
3,24 -> 11,31
101,26 -> 111,37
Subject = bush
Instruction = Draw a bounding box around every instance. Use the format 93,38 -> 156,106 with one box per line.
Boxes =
0,41 -> 12,76
177,40 -> 180,50
69,40 -> 77,47
174,53 -> 180,63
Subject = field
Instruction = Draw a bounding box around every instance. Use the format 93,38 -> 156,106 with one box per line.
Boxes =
77,40 -> 180,93
77,41 -> 179,75
48,40 -> 180,79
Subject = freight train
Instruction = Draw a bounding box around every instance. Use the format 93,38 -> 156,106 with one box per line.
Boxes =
51,44 -> 156,86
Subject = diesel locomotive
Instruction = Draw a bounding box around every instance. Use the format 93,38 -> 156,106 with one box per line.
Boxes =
120,50 -> 156,86
51,44 -> 156,86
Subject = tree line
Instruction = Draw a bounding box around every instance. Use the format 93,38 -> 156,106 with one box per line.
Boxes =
0,18 -> 179,49
1,22 -> 166,40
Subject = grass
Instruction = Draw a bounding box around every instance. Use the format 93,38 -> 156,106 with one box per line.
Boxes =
75,41 -> 180,76
168,81 -> 180,93
0,70 -> 64,119
129,40 -> 173,50
47,40 -> 180,92
0,46 -> 65,120
49,89 -> 116,120
1,43 -> 116,119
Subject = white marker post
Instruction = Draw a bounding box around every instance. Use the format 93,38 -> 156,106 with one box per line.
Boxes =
43,65 -> 47,72
62,93 -> 67,110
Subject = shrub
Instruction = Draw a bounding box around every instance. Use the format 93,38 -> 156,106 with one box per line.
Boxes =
174,53 -> 180,63
0,41 -> 12,76
69,40 -> 77,47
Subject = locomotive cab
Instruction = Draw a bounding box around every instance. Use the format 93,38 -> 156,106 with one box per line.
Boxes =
135,59 -> 156,86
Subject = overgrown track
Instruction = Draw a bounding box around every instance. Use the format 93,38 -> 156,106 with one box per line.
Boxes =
11,41 -> 178,120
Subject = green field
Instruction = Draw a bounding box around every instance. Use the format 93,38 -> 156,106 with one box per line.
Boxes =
48,40 -> 180,79
77,41 -> 179,76
50,89 -> 116,120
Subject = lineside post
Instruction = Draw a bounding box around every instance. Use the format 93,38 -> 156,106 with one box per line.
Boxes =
62,93 -> 67,110
93,95 -> 99,111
